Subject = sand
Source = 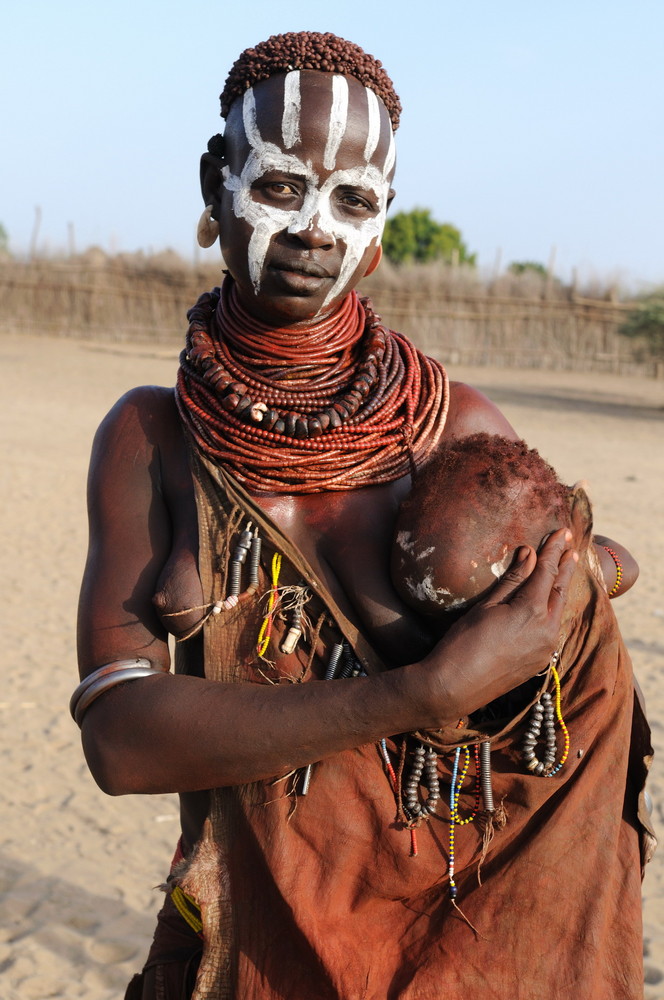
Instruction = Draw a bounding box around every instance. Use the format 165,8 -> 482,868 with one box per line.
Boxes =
1,332 -> 663,999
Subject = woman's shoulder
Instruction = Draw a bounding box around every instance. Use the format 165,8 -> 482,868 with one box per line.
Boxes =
89,385 -> 182,481
94,385 -> 179,443
444,379 -> 519,441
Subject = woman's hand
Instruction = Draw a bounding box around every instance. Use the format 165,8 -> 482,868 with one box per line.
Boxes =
411,528 -> 578,726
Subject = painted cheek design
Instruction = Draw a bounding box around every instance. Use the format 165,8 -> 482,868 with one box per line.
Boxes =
222,76 -> 394,305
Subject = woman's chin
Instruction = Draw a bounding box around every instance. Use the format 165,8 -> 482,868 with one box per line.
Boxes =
234,279 -> 343,328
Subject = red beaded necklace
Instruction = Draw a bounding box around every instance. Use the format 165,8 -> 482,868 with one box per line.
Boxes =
175,278 -> 449,493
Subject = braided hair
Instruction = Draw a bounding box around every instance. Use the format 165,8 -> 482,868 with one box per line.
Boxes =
218,31 -> 401,130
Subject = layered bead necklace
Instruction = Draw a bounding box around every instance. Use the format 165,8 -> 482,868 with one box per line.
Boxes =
176,278 -> 449,493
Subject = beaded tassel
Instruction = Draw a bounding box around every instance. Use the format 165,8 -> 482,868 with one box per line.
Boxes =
403,744 -> 425,818
256,552 -> 282,656
378,738 -> 398,787
403,743 -> 440,818
247,528 -> 261,592
520,652 -> 570,777
338,641 -> 357,678
450,745 -> 481,826
546,659 -> 570,776
448,748 -> 461,899
228,521 -> 253,597
479,741 -> 494,813
324,642 -> 344,681
301,640 -> 346,795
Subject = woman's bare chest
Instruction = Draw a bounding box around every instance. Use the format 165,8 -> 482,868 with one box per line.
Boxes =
154,459 -> 433,664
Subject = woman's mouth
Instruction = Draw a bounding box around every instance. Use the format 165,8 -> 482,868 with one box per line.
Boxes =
268,260 -> 334,293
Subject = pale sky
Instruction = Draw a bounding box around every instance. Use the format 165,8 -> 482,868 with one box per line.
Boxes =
2,0 -> 663,289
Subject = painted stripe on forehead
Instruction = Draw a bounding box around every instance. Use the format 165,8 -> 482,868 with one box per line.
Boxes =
281,71 -> 301,149
242,87 -> 262,148
383,128 -> 396,179
363,88 -> 381,162
323,75 -> 349,171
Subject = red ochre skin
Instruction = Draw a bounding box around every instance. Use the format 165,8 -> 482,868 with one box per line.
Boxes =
77,71 -> 617,853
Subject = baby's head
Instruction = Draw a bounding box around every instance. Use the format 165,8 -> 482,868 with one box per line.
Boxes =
392,434 -> 572,619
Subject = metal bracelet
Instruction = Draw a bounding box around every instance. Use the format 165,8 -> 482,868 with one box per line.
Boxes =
70,658 -> 159,727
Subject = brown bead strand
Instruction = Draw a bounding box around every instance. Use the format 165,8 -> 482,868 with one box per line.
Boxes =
175,278 -> 449,493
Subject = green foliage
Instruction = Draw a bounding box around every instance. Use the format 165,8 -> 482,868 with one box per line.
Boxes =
508,260 -> 548,278
619,298 -> 664,358
382,209 -> 476,266
0,223 -> 8,253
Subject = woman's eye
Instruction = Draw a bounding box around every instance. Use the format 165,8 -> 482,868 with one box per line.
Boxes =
260,181 -> 299,198
339,192 -> 374,212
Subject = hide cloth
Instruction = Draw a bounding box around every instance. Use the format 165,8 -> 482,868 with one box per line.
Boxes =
125,447 -> 656,1000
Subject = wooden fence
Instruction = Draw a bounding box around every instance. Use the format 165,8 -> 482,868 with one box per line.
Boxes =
1,258 -> 660,376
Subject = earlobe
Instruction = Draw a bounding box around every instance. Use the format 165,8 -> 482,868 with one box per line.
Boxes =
197,205 -> 220,248
364,245 -> 383,277
199,151 -> 225,213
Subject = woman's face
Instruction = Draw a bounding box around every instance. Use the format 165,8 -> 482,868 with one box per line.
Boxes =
211,70 -> 396,326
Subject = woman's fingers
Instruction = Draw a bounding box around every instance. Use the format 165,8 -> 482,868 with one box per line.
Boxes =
478,527 -> 578,624
546,547 -> 579,617
511,527 -> 576,612
480,544 -> 536,606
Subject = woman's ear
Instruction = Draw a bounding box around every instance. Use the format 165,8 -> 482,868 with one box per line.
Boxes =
199,152 -> 225,217
568,485 -> 594,557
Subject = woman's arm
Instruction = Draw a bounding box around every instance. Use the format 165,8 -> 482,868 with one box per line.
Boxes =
77,388 -> 575,796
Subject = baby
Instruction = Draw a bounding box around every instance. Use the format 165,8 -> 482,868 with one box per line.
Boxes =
391,433 -> 579,623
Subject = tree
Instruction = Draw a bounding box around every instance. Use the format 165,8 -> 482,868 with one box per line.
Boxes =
382,209 -> 476,266
508,261 -> 548,278
0,223 -> 8,254
619,296 -> 664,359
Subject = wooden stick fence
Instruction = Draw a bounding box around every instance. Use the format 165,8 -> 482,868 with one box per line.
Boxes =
0,258 -> 660,376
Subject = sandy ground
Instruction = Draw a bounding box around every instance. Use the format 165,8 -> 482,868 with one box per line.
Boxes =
1,332 -> 663,999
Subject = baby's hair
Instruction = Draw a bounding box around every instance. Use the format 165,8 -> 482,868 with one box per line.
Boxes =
218,31 -> 401,130
411,433 -> 570,528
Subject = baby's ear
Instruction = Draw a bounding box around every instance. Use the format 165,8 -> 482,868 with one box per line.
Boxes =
567,485 -> 593,557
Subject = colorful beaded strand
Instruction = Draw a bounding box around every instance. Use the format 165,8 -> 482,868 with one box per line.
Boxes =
520,652 -> 570,777
448,748 -> 461,899
545,660 -> 570,777
256,552 -> 282,656
603,545 -> 623,597
451,745 -> 481,827
378,738 -> 398,788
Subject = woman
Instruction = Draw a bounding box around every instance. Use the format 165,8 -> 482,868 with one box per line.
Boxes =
73,32 -> 646,1000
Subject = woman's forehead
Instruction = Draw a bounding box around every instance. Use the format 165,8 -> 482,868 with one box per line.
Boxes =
226,70 -> 395,175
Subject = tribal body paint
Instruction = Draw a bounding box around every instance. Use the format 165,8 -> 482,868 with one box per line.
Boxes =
217,70 -> 396,317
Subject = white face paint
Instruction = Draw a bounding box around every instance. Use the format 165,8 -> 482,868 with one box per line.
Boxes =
281,71 -> 301,149
222,73 -> 394,306
490,546 -> 511,579
404,574 -> 472,612
323,75 -> 349,170
404,575 -> 452,605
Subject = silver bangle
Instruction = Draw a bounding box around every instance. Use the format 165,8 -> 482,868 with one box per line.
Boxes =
70,658 -> 160,727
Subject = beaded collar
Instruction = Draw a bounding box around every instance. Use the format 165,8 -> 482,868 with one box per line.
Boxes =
176,278 -> 449,493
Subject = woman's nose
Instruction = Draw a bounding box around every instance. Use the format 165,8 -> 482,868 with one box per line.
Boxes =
287,213 -> 336,250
